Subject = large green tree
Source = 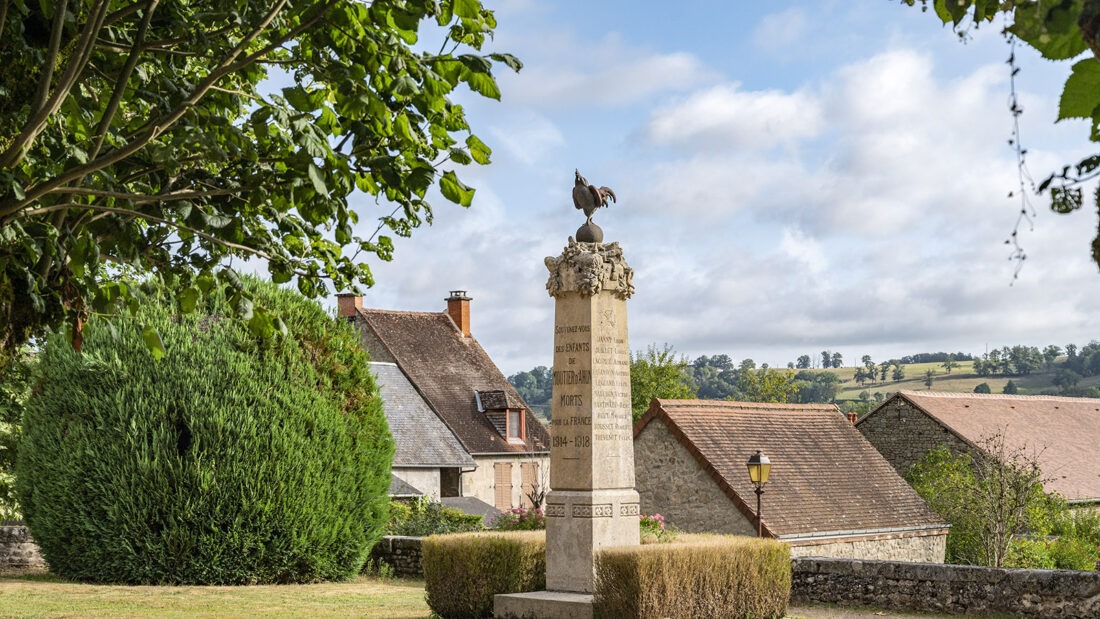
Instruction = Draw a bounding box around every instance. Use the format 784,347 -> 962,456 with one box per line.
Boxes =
0,0 -> 515,369
906,436 -> 1055,567
908,0 -> 1100,269
630,343 -> 697,421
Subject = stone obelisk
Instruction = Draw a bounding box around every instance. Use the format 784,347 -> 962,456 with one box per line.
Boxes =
541,238 -> 640,594
494,174 -> 639,619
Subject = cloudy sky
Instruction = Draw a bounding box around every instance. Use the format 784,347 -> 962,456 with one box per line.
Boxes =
341,1 -> 1100,376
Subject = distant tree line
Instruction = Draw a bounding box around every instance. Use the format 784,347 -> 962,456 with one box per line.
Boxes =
895,352 -> 974,364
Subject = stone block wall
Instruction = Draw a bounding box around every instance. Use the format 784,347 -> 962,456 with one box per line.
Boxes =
368,535 -> 423,577
857,398 -> 972,476
792,557 -> 1100,618
789,529 -> 947,563
634,420 -> 757,536
0,525 -> 46,569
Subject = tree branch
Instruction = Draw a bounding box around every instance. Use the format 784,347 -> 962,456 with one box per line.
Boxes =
28,202 -> 278,262
0,0 -> 342,222
90,0 -> 162,160
0,0 -> 111,170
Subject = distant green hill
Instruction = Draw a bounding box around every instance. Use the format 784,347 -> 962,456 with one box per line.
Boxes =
829,360 -> 1100,402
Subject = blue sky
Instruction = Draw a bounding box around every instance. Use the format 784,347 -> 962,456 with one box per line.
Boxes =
341,1 -> 1100,375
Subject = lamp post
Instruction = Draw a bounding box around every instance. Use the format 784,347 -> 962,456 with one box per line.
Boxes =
746,450 -> 771,538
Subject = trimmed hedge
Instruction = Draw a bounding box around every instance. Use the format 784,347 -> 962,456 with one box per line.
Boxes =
423,531 -> 545,619
16,280 -> 393,584
594,534 -> 791,619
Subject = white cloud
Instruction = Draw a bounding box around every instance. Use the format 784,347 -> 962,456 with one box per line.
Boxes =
496,32 -> 717,109
643,84 -> 823,150
752,8 -> 809,55
487,110 -> 565,166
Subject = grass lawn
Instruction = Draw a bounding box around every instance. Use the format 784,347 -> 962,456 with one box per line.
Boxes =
0,569 -> 432,618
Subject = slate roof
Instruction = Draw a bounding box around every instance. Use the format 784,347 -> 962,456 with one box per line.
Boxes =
866,391 -> 1100,502
441,496 -> 500,519
389,474 -> 424,498
635,399 -> 946,539
357,309 -> 550,455
370,362 -> 475,468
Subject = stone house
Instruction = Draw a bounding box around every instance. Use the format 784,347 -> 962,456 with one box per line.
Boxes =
634,399 -> 949,562
338,291 -> 550,511
858,391 -> 1100,507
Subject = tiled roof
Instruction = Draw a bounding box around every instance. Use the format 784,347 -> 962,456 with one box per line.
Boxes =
357,309 -> 549,455
636,399 -> 946,539
370,362 -> 475,468
875,391 -> 1100,502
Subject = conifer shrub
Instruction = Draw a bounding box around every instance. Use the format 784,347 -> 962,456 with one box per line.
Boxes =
15,280 -> 393,584
594,534 -> 791,619
422,531 -> 545,619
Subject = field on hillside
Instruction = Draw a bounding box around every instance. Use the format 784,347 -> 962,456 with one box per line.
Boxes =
823,361 -> 1100,401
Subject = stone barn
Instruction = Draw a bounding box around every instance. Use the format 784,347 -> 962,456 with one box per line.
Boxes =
634,399 -> 948,562
858,391 -> 1100,507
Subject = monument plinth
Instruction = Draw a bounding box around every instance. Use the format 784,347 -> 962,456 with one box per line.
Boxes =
495,173 -> 636,619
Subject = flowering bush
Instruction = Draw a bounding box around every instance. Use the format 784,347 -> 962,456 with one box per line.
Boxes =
640,513 -> 676,543
487,507 -> 545,531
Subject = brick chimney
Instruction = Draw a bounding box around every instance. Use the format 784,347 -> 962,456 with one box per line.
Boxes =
336,293 -> 362,318
847,411 -> 858,424
446,290 -> 472,337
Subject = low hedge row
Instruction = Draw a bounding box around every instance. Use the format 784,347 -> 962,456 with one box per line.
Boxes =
422,531 -> 546,619
422,530 -> 791,619
594,534 -> 791,619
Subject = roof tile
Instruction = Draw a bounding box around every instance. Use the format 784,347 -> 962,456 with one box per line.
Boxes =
637,399 -> 946,538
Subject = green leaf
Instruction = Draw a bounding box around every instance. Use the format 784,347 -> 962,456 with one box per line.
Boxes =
307,163 -> 328,195
142,325 -> 166,360
178,286 -> 201,313
236,296 -> 254,321
466,134 -> 491,164
284,86 -> 314,111
392,75 -> 420,97
1051,186 -> 1083,213
439,170 -> 475,206
1010,0 -> 1088,61
489,53 -> 523,72
935,0 -> 969,25
248,309 -> 275,339
200,211 -> 233,228
465,72 -> 500,100
1058,59 -> 1100,121
453,0 -> 480,19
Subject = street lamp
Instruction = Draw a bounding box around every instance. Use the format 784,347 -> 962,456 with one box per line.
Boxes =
746,450 -> 771,538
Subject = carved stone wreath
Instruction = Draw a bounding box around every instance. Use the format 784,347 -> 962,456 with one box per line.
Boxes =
545,237 -> 634,300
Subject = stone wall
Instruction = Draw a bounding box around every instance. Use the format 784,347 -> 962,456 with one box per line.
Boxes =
368,535 -> 423,577
0,525 -> 46,569
792,557 -> 1100,618
789,529 -> 947,563
857,397 -> 972,476
634,420 -> 757,536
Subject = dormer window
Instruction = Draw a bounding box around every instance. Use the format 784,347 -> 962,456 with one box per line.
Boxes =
476,389 -> 527,444
507,410 -> 525,444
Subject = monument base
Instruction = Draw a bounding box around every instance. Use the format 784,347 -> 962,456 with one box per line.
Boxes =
494,590 -> 594,619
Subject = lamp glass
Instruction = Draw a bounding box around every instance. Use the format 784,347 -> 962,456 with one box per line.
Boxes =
746,451 -> 771,485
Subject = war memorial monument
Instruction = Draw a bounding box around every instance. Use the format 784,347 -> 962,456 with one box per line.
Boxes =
495,172 -> 640,618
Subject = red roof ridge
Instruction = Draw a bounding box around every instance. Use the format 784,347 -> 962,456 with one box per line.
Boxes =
900,390 -> 1100,406
654,398 -> 838,412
